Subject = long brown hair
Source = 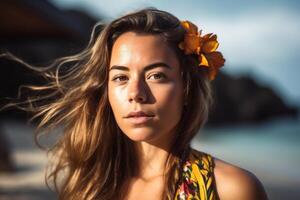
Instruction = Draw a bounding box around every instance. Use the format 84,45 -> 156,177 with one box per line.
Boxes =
3,7 -> 212,200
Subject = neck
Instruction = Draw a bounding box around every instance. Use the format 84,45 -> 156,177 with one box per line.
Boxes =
134,140 -> 172,181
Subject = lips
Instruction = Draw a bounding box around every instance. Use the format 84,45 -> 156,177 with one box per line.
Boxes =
125,111 -> 154,118
124,111 -> 154,124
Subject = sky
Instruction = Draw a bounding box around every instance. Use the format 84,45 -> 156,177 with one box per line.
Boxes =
51,0 -> 300,106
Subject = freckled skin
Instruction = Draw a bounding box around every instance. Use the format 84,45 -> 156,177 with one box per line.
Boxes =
108,32 -> 184,146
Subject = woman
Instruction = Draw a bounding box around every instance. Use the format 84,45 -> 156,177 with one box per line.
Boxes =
6,8 -> 268,200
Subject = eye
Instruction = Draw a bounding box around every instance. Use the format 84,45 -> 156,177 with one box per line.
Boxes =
148,73 -> 166,80
112,75 -> 128,82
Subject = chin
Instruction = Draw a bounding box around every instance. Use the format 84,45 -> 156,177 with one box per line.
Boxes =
122,128 -> 158,142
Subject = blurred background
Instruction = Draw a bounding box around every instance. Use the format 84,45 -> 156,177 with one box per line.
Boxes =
0,0 -> 299,199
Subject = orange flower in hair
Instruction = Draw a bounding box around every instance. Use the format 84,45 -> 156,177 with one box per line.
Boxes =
179,20 -> 225,80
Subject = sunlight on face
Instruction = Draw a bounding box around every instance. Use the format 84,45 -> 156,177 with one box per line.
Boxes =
108,32 -> 184,146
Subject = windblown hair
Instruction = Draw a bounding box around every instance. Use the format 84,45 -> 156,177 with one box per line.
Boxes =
4,8 -> 213,200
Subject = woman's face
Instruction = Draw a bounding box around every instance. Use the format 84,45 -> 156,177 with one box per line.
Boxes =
108,31 -> 184,146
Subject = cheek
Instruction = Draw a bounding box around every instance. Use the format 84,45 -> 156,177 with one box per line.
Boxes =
153,82 -> 184,117
108,85 -> 125,117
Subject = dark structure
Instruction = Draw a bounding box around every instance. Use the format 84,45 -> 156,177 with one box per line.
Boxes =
0,0 -> 98,173
0,0 -> 98,118
208,72 -> 298,126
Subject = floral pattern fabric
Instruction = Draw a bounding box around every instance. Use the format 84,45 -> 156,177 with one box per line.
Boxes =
174,150 -> 216,200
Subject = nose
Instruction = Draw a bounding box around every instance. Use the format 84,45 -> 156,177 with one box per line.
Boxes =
128,79 -> 147,103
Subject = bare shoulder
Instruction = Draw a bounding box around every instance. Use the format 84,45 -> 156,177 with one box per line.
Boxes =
213,157 -> 268,200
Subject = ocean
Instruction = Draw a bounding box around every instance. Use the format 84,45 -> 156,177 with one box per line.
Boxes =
192,117 -> 300,200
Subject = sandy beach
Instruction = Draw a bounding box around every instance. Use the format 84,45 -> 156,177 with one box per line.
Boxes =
0,120 -> 56,200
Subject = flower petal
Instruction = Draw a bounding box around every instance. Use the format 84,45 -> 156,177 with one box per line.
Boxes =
202,33 -> 213,40
202,40 -> 219,53
181,20 -> 198,34
199,54 -> 209,67
183,34 -> 201,54
205,51 -> 225,68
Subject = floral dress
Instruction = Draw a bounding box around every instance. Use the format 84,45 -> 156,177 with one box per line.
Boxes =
174,149 -> 217,200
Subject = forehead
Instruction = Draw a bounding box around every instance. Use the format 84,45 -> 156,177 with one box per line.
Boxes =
109,32 -> 178,68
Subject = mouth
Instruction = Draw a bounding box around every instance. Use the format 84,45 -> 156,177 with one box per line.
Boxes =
124,111 -> 155,124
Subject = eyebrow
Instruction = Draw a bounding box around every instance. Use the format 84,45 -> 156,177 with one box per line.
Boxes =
109,62 -> 171,72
